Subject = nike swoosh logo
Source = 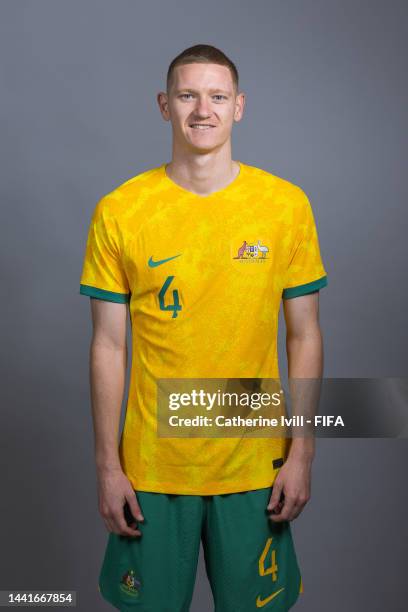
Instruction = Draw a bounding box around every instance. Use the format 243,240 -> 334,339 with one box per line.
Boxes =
148,254 -> 181,268
256,587 -> 285,608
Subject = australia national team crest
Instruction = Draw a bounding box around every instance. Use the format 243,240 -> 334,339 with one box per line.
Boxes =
233,240 -> 270,262
119,569 -> 141,597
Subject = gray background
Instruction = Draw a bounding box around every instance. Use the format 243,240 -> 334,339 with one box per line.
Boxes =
1,0 -> 407,610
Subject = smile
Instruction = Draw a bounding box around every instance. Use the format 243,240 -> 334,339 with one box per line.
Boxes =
189,124 -> 215,130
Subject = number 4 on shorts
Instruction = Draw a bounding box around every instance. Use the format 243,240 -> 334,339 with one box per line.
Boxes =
259,537 -> 278,582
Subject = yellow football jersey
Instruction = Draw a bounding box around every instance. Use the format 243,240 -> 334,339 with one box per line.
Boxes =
79,162 -> 328,494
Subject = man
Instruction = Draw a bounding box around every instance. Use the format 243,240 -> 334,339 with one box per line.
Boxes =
79,44 -> 327,611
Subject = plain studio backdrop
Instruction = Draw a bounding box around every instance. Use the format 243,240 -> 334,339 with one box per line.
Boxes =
0,1 -> 407,610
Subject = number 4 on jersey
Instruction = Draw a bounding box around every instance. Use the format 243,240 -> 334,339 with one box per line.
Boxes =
158,276 -> 182,319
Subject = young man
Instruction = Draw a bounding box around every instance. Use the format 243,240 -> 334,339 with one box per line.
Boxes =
79,44 -> 327,611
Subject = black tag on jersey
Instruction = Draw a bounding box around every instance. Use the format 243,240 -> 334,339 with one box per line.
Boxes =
272,457 -> 284,469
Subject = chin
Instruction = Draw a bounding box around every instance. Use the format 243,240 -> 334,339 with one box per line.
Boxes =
187,137 -> 226,153
189,144 -> 221,154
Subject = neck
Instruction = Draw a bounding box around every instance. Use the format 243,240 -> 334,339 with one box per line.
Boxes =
166,147 -> 239,196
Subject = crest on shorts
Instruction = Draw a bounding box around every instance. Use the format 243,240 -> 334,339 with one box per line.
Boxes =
119,569 -> 141,597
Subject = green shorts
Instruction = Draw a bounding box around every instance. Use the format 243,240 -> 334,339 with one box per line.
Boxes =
98,486 -> 302,611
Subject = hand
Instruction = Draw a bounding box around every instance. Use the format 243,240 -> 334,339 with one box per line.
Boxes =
267,455 -> 312,522
97,467 -> 144,537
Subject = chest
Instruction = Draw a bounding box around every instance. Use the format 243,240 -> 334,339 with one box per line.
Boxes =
121,202 -> 292,315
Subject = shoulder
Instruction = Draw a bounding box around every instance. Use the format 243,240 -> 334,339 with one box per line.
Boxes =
94,165 -> 164,218
241,162 -> 309,205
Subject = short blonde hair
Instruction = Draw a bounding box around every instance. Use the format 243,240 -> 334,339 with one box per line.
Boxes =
167,44 -> 239,93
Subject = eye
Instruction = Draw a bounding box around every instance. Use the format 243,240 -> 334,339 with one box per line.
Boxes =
180,93 -> 194,100
213,95 -> 227,101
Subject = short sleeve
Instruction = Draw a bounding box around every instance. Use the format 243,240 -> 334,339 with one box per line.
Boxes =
79,196 -> 130,303
282,187 -> 328,300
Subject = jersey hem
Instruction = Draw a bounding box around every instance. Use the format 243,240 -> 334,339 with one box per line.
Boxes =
126,476 -> 278,496
79,284 -> 130,303
282,275 -> 328,299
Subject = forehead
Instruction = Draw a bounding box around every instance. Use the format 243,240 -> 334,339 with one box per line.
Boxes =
171,63 -> 234,92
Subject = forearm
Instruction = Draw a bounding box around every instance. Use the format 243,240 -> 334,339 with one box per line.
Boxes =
286,326 -> 323,460
286,324 -> 323,378
89,339 -> 127,473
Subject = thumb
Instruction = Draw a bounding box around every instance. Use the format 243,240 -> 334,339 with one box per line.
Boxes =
126,491 -> 144,522
267,481 -> 283,511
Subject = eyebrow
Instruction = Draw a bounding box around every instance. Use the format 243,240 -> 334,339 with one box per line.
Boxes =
175,88 -> 231,95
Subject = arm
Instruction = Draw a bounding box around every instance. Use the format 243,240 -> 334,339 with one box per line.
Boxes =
268,291 -> 323,521
89,298 -> 144,536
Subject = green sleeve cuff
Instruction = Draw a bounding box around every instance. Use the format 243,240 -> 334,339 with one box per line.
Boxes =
79,284 -> 130,303
282,275 -> 328,300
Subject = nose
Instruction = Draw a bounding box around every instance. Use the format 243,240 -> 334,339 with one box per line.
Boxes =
193,95 -> 212,119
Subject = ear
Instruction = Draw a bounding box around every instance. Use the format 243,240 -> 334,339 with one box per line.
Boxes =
234,92 -> 246,122
157,91 -> 171,121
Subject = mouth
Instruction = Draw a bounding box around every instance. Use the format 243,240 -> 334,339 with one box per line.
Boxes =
189,124 -> 216,130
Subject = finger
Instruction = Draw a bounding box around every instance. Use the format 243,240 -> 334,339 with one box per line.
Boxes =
126,491 -> 144,522
288,504 -> 303,521
268,508 -> 285,522
267,482 -> 283,511
101,510 -> 115,533
291,498 -> 309,520
112,510 -> 142,537
116,522 -> 142,537
281,496 -> 297,520
269,496 -> 296,522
